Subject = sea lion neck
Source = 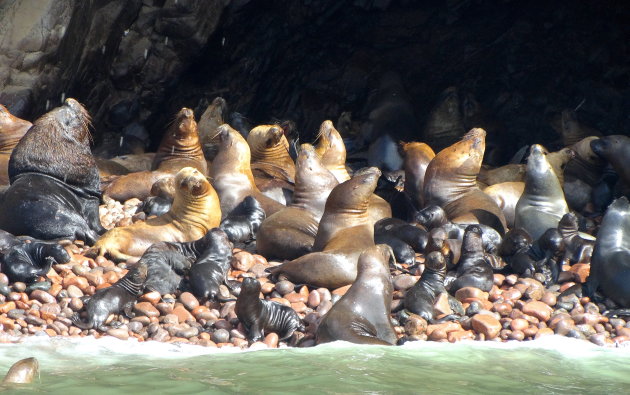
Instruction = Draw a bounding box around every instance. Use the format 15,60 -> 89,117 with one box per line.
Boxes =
212,125 -> 256,183
315,120 -> 350,182
291,144 -> 338,214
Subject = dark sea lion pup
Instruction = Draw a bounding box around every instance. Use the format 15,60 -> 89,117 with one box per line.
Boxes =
316,244 -> 397,345
447,225 -> 494,294
219,196 -> 265,244
189,228 -> 233,299
2,357 -> 39,384
235,277 -> 304,342
558,212 -> 594,265
404,251 -> 449,322
584,197 -> 630,310
1,240 -> 71,283
72,263 -> 148,331
0,98 -> 105,243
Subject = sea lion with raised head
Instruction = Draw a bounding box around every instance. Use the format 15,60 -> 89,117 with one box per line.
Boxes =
423,128 -> 507,235
91,167 -> 221,261
316,244 -> 397,345
247,124 -> 295,204
584,197 -> 630,308
235,277 -> 304,341
314,120 -> 391,224
447,225 -> 494,294
514,144 -> 569,242
256,144 -> 338,260
104,108 -> 206,202
211,124 -> 285,218
2,357 -> 39,384
0,99 -> 104,243
269,167 -> 380,288
197,97 -> 227,161
401,141 -> 436,210
0,104 -> 32,185
404,251 -> 448,322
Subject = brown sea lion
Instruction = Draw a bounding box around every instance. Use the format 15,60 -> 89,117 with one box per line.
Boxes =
197,97 -> 227,161
584,197 -> 630,308
256,144 -> 338,260
314,120 -> 392,224
316,244 -> 397,345
210,124 -> 284,219
152,107 -> 207,174
269,167 -> 380,289
91,167 -> 221,261
564,136 -> 605,186
1,98 -> 105,242
235,277 -> 304,342
423,128 -> 507,235
2,357 -> 38,384
483,182 -> 525,229
401,141 -> 436,210
0,104 -> 31,185
515,144 -> 569,241
103,108 -> 205,202
478,164 -> 526,186
423,87 -> 466,152
247,124 -> 295,204
590,135 -> 630,187
109,152 -> 155,173
556,109 -> 602,147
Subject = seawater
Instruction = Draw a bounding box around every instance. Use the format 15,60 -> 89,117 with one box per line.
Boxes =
1,336 -> 629,394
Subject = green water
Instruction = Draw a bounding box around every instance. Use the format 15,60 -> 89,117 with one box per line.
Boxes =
1,336 -> 629,394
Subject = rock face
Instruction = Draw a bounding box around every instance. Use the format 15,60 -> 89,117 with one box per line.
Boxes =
1,1 -> 627,155
0,0 -> 227,146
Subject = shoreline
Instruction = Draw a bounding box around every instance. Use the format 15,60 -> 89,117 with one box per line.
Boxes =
1,199 -> 629,351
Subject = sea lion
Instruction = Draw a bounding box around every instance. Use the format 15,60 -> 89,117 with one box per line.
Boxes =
235,277 -> 304,341
269,167 -> 380,288
423,128 -> 507,235
423,87 -> 466,152
498,228 -> 535,276
447,225 -> 494,294
316,244 -> 397,345
219,196 -> 266,244
558,212 -> 595,265
483,182 -> 525,229
590,135 -> 630,187
314,120 -> 392,224
1,240 -> 71,283
247,124 -> 295,204
584,197 -> 630,308
564,136 -> 606,186
556,109 -> 602,147
256,144 -> 338,260
367,133 -> 403,172
0,104 -> 32,185
189,228 -> 233,299
72,262 -> 148,331
197,97 -> 227,161
2,357 -> 38,384
0,98 -> 105,243
591,166 -> 619,214
91,167 -> 221,261
361,71 -> 417,146
210,124 -> 284,218
374,218 -> 428,253
401,141 -> 436,210
403,251 -> 448,322
478,164 -> 526,186
424,227 -> 460,271
413,205 -> 502,253
515,144 -> 569,241
104,108 -> 206,202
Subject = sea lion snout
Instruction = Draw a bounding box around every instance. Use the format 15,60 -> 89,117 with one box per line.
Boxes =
180,107 -> 194,119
